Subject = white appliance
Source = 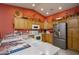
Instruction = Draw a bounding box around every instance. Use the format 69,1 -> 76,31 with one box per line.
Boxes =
31,24 -> 42,41
35,33 -> 42,41
32,24 -> 40,29
31,24 -> 40,35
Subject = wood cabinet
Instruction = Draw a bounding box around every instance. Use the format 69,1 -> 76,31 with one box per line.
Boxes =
18,18 -> 25,29
14,17 -> 26,29
24,20 -> 28,29
14,17 -> 20,29
67,16 -> 79,51
68,29 -> 78,50
14,17 -> 44,29
39,22 -> 44,29
26,20 -> 32,29
42,33 -> 53,44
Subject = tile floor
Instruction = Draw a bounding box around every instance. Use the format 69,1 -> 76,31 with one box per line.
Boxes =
59,49 -> 79,55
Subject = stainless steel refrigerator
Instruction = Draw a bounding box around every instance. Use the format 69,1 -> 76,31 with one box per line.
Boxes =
53,23 -> 67,49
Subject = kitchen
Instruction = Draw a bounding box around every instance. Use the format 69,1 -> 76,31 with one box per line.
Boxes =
0,3 -> 79,55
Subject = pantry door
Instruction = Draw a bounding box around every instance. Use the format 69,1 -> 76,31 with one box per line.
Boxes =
67,16 -> 79,51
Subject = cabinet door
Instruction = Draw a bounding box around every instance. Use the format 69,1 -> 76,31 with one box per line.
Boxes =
14,18 -> 20,29
67,18 -> 79,51
45,34 -> 53,43
68,28 -> 78,50
42,34 -> 47,42
77,16 -> 79,51
67,18 -> 78,28
27,20 -> 32,29
42,34 -> 53,44
39,22 -> 44,29
24,20 -> 28,29
78,30 -> 79,51
72,29 -> 78,50
19,19 -> 25,29
14,18 -> 25,29
68,29 -> 73,49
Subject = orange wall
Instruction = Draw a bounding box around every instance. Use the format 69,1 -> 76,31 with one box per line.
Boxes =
0,4 -> 45,38
46,6 -> 79,22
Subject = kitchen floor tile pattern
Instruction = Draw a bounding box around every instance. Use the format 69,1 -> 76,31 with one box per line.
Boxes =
59,49 -> 79,55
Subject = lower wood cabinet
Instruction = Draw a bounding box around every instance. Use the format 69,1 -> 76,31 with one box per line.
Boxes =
68,28 -> 79,51
42,33 -> 53,44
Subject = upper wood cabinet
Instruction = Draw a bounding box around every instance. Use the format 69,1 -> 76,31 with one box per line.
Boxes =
44,22 -> 53,29
14,17 -> 45,29
39,22 -> 44,29
14,17 -> 20,29
24,20 -> 28,29
19,18 -> 25,29
14,17 -> 26,29
26,20 -> 32,29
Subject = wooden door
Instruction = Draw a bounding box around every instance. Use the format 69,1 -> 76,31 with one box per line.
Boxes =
67,29 -> 73,50
67,17 -> 79,51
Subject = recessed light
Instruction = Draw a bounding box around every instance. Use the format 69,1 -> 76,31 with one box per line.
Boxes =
46,12 -> 49,15
58,6 -> 62,10
32,4 -> 35,7
41,8 -> 44,11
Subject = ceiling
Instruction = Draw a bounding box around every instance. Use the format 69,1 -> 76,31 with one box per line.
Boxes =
7,3 -> 79,16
